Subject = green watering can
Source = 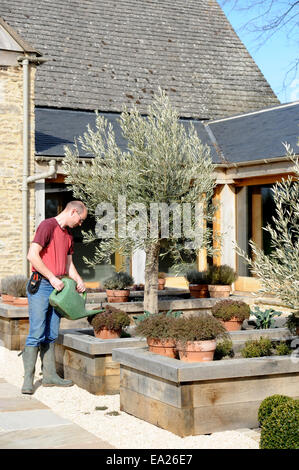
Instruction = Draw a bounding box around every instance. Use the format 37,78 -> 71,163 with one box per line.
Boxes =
49,277 -> 103,320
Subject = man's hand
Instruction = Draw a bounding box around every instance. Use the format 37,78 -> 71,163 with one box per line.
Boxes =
76,278 -> 86,293
49,276 -> 65,291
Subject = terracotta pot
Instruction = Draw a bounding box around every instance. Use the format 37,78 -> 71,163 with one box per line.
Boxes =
12,297 -> 28,306
189,284 -> 209,298
208,285 -> 231,298
106,289 -> 130,303
177,339 -> 217,362
1,294 -> 16,305
158,279 -> 166,291
147,337 -> 177,358
94,327 -> 121,339
220,317 -> 243,331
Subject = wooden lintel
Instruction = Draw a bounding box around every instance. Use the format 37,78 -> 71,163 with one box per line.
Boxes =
234,173 -> 295,187
45,174 -> 66,184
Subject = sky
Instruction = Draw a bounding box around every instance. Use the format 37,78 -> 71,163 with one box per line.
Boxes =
219,1 -> 299,104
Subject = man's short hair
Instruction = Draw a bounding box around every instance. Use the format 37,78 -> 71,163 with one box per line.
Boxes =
65,201 -> 87,214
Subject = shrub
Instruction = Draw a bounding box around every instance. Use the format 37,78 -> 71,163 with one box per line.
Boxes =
0,277 -> 9,295
214,338 -> 234,360
185,270 -> 209,284
103,272 -> 134,290
240,337 -> 273,358
171,314 -> 227,343
207,265 -> 237,285
135,313 -> 178,340
260,399 -> 299,449
1,275 -> 28,297
88,305 -> 130,332
250,306 -> 282,329
275,342 -> 292,356
211,299 -> 250,321
258,394 -> 293,426
286,312 -> 299,335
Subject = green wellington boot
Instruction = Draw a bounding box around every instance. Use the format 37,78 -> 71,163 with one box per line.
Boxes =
40,342 -> 73,387
21,346 -> 39,394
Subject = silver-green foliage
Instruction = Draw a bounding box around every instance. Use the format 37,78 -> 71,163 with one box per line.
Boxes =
62,90 -> 216,267
236,144 -> 299,310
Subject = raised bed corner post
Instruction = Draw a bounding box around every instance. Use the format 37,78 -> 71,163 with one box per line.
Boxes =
144,242 -> 160,315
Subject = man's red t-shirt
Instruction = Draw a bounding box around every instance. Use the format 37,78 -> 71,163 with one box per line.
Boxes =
31,218 -> 74,276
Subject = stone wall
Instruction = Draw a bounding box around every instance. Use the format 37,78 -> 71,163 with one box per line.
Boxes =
0,63 -> 36,277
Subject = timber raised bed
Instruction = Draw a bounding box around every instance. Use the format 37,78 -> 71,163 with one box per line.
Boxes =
112,344 -> 299,437
55,328 -> 146,395
55,327 -> 295,397
0,296 -> 219,350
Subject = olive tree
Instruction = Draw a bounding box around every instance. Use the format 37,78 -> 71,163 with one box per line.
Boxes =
63,90 -> 216,313
236,144 -> 299,311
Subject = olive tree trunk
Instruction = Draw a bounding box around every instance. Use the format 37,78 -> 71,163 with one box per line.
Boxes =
143,242 -> 160,314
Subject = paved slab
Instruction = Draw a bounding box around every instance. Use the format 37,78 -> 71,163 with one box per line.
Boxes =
0,379 -> 114,449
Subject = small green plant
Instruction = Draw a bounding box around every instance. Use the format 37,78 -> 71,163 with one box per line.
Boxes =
206,265 -> 237,285
105,411 -> 121,416
1,275 -> 28,297
260,399 -> 299,449
240,337 -> 273,358
274,342 -> 292,356
286,312 -> 299,335
133,309 -> 183,324
250,306 -> 282,329
88,305 -> 130,333
135,313 -> 178,340
95,406 -> 108,411
258,395 -> 293,426
214,338 -> 234,360
185,270 -> 209,284
103,272 -> 134,290
212,299 -> 250,321
171,314 -> 227,343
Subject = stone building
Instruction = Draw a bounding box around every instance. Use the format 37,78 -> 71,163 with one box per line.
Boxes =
0,0 -> 297,291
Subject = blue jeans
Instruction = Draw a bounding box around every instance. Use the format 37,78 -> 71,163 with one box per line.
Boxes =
25,279 -> 61,347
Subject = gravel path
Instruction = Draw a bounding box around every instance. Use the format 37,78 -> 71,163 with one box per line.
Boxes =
0,345 -> 260,449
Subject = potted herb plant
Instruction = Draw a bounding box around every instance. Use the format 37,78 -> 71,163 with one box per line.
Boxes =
88,305 -> 131,339
0,276 -> 13,304
103,271 -> 134,303
286,312 -> 299,336
171,314 -> 227,362
1,275 -> 28,305
207,264 -> 237,298
211,299 -> 250,331
158,272 -> 166,291
185,270 -> 209,298
135,313 -> 179,358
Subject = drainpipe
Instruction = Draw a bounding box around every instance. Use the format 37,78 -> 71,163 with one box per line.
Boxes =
21,56 -> 55,275
22,57 -> 30,276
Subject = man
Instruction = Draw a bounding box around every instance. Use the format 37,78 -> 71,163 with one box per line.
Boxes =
21,200 -> 88,394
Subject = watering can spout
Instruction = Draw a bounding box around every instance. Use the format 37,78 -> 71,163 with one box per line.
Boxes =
49,277 -> 103,320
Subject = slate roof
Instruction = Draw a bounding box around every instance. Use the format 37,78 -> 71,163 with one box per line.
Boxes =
35,102 -> 299,164
35,107 -> 221,163
207,101 -> 299,163
1,0 -> 279,119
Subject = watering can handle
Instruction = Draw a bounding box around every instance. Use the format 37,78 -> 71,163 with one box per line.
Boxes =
51,289 -> 87,299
